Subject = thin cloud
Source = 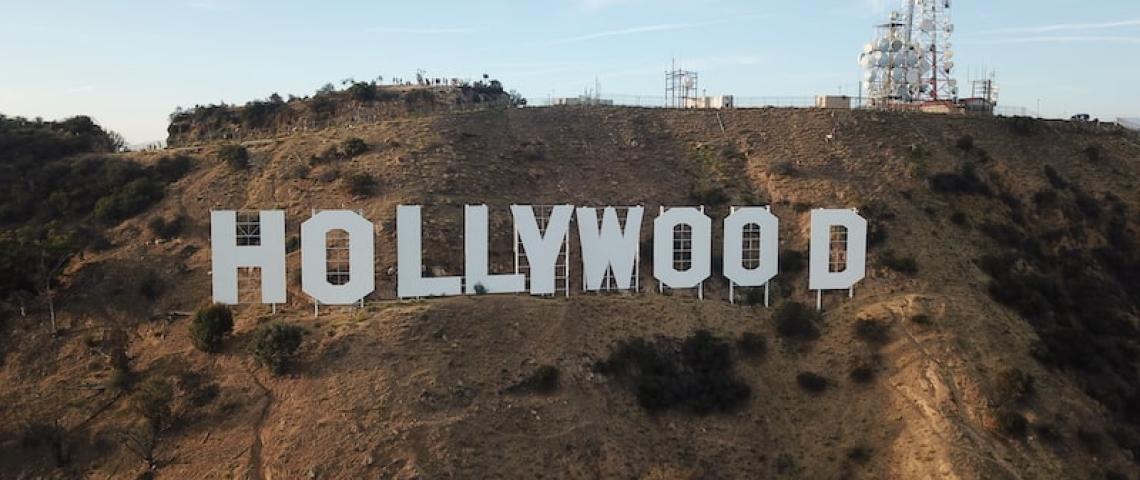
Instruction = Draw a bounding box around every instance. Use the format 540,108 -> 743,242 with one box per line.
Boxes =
574,0 -> 634,11
972,35 -> 1140,45
550,15 -> 766,45
183,0 -> 233,11
551,23 -> 701,44
63,85 -> 95,94
982,19 -> 1140,35
367,27 -> 478,34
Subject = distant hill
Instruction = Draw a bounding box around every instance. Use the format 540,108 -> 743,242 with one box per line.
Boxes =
166,80 -> 515,147
2,106 -> 1139,479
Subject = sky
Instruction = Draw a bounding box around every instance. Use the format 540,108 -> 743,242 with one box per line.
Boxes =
1,0 -> 1138,144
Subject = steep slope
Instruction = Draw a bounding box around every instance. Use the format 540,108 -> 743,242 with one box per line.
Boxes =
2,107 -> 1139,479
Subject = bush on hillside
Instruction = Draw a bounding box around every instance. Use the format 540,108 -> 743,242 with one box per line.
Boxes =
147,215 -> 185,239
995,409 -> 1028,438
346,172 -> 377,196
880,250 -> 918,275
595,330 -> 751,414
137,269 -> 164,301
849,363 -> 876,383
154,154 -> 194,181
854,319 -> 890,344
993,368 -> 1035,405
93,178 -> 165,222
774,302 -> 820,340
1082,145 -> 1101,162
506,365 -> 560,395
130,377 -> 174,432
795,371 -> 828,394
955,134 -> 975,151
780,250 -> 806,274
249,323 -> 304,375
737,332 -> 767,359
1008,116 -> 1036,136
929,163 -> 991,196
340,137 -> 368,157
217,144 -> 249,170
20,421 -> 70,466
189,304 -> 234,353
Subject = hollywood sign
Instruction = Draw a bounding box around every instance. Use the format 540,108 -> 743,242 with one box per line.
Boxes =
210,206 -> 867,307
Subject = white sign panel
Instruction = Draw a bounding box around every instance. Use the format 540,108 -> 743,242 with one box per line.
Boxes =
208,205 -> 869,305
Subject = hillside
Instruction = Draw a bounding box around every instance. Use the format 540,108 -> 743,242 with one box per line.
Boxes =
2,106 -> 1140,479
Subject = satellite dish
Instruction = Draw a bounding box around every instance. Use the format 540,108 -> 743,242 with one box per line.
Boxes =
863,43 -> 874,54
891,39 -> 904,51
892,69 -> 906,83
906,70 -> 920,84
683,76 -> 696,88
865,70 -> 879,82
944,50 -> 954,59
945,60 -> 955,70
921,19 -> 934,30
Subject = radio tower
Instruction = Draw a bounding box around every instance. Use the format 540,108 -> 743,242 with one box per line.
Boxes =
859,0 -> 958,105
915,0 -> 957,101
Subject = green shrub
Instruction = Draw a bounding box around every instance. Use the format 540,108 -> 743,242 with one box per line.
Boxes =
595,330 -> 751,414
849,363 -> 875,383
846,445 -> 872,464
795,371 -> 828,393
506,365 -> 560,395
130,377 -> 174,431
1008,116 -> 1036,136
346,172 -> 377,196
346,81 -> 378,102
1033,190 -> 1060,210
854,319 -> 890,344
1082,145 -> 1101,162
880,251 -> 918,275
93,178 -> 165,222
249,323 -> 303,375
955,134 -> 975,151
929,163 -> 991,196
736,332 -> 767,358
780,250 -> 806,274
772,161 -> 797,176
21,421 -> 69,466
690,184 -> 729,207
993,368 -> 1035,405
147,215 -> 185,239
910,314 -> 932,326
189,304 -> 234,353
137,269 -> 164,301
950,211 -> 969,226
154,154 -> 194,181
217,144 -> 249,170
340,137 -> 368,157
995,409 -> 1028,438
774,302 -> 819,340
741,287 -> 766,306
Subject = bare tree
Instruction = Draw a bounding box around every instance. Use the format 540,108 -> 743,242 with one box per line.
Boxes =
36,248 -> 73,333
119,424 -> 158,471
